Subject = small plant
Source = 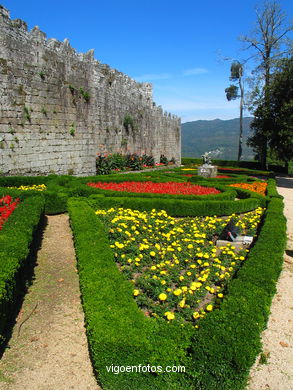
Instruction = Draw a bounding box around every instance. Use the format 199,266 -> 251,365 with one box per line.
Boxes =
123,114 -> 135,133
141,154 -> 155,167
110,153 -> 127,171
160,154 -> 168,165
41,106 -> 47,116
259,351 -> 270,365
68,168 -> 74,175
53,109 -> 57,114
121,138 -> 128,147
9,127 -> 15,135
96,155 -> 112,175
38,71 -> 45,80
10,143 -> 15,151
79,87 -> 90,102
14,136 -> 19,143
0,141 -> 4,149
69,84 -> 76,94
70,126 -> 75,136
125,153 -> 143,171
23,106 -> 31,122
18,85 -> 26,96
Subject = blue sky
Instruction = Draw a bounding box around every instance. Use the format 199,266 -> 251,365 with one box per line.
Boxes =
3,0 -> 293,123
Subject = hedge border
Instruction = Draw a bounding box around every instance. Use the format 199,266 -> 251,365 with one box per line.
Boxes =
68,194 -> 286,390
0,172 -> 272,215
0,194 -> 45,347
187,197 -> 287,389
68,198 -> 194,390
88,194 -> 261,217
181,157 -> 287,173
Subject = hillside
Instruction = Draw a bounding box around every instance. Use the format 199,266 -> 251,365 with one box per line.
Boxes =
181,117 -> 255,160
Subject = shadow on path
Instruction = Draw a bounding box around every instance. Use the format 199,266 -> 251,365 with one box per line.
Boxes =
0,215 -> 47,359
276,176 -> 293,189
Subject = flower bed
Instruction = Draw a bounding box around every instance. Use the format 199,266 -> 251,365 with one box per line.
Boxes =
96,207 -> 264,325
7,184 -> 47,191
0,195 -> 20,230
230,182 -> 267,196
87,181 -> 220,196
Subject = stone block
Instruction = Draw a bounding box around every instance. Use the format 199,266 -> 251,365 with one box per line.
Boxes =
198,165 -> 218,178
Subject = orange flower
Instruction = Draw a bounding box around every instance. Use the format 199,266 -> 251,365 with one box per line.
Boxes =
229,182 -> 267,196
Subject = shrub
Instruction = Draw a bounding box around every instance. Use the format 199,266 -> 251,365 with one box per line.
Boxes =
160,154 -> 168,165
125,153 -> 143,171
68,194 -> 286,390
0,195 -> 44,347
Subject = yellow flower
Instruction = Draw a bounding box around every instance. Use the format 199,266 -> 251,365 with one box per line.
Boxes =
150,251 -> 156,257
173,288 -> 182,296
159,293 -> 167,301
133,289 -> 140,296
165,312 -> 175,320
206,304 -> 213,311
193,311 -> 200,319
179,298 -> 186,308
218,293 -> 224,298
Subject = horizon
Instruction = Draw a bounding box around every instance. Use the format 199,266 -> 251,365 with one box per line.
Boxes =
3,1 -> 292,122
181,116 -> 253,125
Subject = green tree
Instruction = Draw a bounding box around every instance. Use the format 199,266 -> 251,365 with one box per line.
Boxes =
250,57 -> 293,169
240,1 -> 292,168
225,61 -> 245,161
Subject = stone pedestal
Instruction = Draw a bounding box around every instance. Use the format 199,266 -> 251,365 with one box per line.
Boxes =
198,165 -> 218,178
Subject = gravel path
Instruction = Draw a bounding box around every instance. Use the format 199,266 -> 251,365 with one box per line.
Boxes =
248,176 -> 293,390
0,214 -> 100,390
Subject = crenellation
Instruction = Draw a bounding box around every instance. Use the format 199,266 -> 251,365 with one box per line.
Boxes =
0,5 -> 180,176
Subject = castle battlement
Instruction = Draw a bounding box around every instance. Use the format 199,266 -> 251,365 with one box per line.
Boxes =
0,5 -> 181,175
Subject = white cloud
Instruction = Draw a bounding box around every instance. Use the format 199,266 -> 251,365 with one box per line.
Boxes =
134,73 -> 172,82
182,68 -> 208,76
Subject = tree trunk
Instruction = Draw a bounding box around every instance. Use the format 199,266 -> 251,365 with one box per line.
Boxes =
238,79 -> 244,161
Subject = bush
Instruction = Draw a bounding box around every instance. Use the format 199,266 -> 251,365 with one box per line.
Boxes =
125,153 -> 143,171
69,194 -> 286,390
96,155 -> 113,175
160,154 -> 168,165
181,157 -> 287,173
142,154 -> 155,167
88,194 -> 261,217
0,195 -> 44,347
68,198 -> 194,390
187,197 -> 286,389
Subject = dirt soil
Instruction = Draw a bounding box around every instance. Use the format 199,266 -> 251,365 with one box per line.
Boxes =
0,214 -> 100,390
248,176 -> 293,390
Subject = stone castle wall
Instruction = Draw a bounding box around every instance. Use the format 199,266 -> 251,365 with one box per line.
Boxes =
0,5 -> 181,176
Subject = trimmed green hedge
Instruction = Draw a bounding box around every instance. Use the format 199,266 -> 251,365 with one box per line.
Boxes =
68,195 -> 286,390
68,198 -> 194,390
181,157 -> 287,173
0,195 -> 45,347
266,178 -> 283,199
88,194 -> 261,217
187,197 -> 286,389
77,182 -> 236,202
0,172 -> 271,215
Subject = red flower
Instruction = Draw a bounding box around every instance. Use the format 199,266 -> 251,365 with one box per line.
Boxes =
87,181 -> 220,196
0,196 -> 20,230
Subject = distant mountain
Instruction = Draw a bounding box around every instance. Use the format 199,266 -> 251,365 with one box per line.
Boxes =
181,117 -> 255,161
